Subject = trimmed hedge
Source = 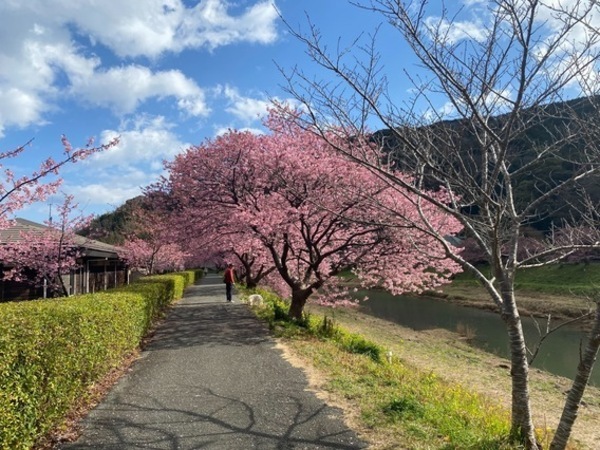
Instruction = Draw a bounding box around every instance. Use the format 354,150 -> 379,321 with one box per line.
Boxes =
0,270 -> 199,450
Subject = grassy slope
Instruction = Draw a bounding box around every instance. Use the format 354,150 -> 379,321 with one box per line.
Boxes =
301,304 -> 600,450
264,264 -> 600,449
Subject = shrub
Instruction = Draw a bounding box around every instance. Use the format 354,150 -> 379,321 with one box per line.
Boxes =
244,287 -> 382,362
0,270 -> 196,450
338,332 -> 382,362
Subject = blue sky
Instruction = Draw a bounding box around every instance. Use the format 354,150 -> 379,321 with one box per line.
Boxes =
1,0 -> 393,222
0,0 -> 589,223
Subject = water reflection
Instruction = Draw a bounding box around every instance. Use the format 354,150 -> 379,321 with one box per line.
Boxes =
358,289 -> 598,387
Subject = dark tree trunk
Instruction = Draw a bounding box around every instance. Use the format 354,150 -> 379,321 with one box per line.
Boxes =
289,288 -> 312,320
244,276 -> 258,289
236,252 -> 273,290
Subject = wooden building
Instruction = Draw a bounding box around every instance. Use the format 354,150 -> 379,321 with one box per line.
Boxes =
0,218 -> 128,302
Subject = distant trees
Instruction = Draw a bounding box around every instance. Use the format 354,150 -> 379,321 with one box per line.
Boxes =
281,0 -> 600,448
152,109 -> 462,319
79,196 -> 145,245
119,238 -> 187,274
117,201 -> 189,274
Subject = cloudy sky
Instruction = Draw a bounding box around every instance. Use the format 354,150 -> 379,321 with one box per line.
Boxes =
0,0 -> 591,222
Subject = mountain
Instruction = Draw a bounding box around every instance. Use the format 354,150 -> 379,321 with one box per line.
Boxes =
372,96 -> 600,232
78,196 -> 145,245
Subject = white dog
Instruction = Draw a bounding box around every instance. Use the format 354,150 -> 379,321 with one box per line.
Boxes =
247,294 -> 264,306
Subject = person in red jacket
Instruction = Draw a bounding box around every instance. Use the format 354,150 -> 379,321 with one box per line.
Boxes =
223,263 -> 235,302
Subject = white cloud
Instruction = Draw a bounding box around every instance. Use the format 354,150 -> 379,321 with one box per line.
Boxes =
1,1 -> 279,59
47,115 -> 187,215
461,0 -> 487,6
70,65 -> 209,117
10,39 -> 209,118
46,114 -> 186,212
530,1 -> 600,90
218,84 -> 301,126
77,0 -> 279,57
91,115 -> 190,167
214,125 -> 264,136
68,183 -> 143,210
222,85 -> 272,122
424,16 -> 487,44
0,0 -> 279,134
0,88 -> 48,138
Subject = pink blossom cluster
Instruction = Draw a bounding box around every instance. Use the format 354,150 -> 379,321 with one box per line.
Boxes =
0,136 -> 117,231
116,203 -> 190,274
0,195 -> 94,297
152,109 -> 463,318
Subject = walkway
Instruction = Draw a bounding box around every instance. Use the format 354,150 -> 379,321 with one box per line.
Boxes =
62,273 -> 366,449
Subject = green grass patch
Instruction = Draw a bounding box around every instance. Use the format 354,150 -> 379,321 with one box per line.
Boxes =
241,286 -> 518,449
451,263 -> 600,296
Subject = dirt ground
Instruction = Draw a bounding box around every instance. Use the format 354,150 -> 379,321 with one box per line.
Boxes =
293,305 -> 600,450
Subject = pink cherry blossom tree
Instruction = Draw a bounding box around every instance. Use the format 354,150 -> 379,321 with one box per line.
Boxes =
118,201 -> 189,274
0,137 -> 116,297
0,194 -> 93,297
0,136 -> 117,230
155,110 -> 463,319
119,238 -> 187,274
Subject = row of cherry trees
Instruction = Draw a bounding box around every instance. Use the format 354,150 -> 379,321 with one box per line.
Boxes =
117,204 -> 190,274
149,110 -> 463,319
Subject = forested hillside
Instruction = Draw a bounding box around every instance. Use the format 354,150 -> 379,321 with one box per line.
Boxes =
373,95 -> 600,232
78,196 -> 145,245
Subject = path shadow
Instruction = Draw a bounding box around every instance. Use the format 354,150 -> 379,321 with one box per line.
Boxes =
62,387 -> 366,449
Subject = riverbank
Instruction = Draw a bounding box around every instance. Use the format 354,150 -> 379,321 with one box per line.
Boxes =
299,303 -> 600,449
433,284 -> 596,322
436,262 -> 600,322
341,263 -> 599,323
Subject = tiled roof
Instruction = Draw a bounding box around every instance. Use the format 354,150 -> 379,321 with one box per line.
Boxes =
0,218 -> 122,257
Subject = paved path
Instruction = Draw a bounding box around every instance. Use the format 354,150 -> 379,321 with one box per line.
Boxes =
62,273 -> 366,449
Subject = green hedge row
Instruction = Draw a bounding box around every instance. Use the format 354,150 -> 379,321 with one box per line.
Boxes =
0,269 -> 201,450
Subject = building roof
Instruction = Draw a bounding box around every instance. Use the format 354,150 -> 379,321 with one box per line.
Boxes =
0,218 -> 123,259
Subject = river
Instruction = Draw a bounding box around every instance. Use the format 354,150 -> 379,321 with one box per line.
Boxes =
358,289 -> 599,387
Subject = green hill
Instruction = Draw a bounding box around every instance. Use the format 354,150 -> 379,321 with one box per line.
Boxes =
79,196 -> 145,245
373,95 -> 600,232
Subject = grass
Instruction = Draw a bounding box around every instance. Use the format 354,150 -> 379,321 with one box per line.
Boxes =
240,287 -> 522,450
450,263 -> 600,297
238,267 -> 600,449
293,338 -> 516,449
428,263 -> 600,321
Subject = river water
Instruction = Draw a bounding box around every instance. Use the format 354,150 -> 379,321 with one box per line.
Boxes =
357,289 -> 599,387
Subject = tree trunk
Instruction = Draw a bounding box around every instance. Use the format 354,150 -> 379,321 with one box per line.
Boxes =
57,274 -> 69,297
550,302 -> 600,450
503,302 -> 540,449
245,277 -> 258,289
289,288 -> 311,321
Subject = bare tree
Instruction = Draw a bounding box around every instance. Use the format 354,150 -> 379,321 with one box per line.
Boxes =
280,1 -> 600,448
